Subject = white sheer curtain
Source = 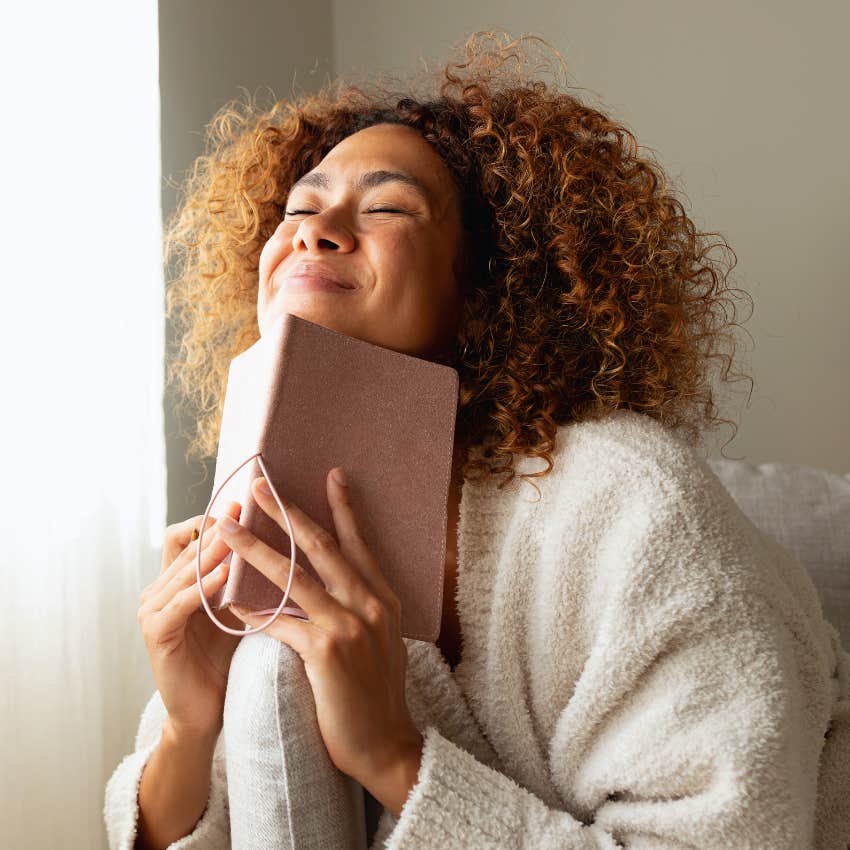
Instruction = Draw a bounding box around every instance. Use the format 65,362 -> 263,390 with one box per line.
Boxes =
0,3 -> 166,847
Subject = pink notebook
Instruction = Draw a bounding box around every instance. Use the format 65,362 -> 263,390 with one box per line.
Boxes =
205,311 -> 459,642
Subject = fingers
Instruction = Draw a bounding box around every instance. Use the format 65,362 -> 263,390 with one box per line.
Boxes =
172,512 -> 216,550
151,550 -> 234,637
143,518 -> 235,613
321,469 -> 395,600
247,475 -> 368,600
250,472 -> 396,609
214,512 -> 355,634
153,516 -> 221,591
159,501 -> 241,578
160,510 -> 217,573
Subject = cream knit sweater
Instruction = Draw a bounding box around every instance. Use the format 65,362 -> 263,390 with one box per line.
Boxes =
104,409 -> 850,849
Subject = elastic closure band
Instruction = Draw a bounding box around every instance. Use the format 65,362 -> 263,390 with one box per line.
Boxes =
195,451 -> 298,635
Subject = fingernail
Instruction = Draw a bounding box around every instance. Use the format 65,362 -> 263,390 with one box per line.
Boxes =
332,467 -> 348,486
219,516 -> 239,532
258,478 -> 272,495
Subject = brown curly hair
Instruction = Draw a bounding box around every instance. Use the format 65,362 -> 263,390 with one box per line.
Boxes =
164,29 -> 753,498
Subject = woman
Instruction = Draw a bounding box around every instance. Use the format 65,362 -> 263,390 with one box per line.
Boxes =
105,31 -> 850,850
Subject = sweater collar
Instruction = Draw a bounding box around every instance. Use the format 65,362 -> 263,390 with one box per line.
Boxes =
402,446 -> 545,766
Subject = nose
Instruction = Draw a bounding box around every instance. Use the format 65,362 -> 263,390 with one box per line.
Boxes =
290,209 -> 356,254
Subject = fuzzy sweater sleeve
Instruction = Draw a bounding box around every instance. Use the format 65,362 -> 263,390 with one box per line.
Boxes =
375,456 -> 848,849
103,689 -> 230,849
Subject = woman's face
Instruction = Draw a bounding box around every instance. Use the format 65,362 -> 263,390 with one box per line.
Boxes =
257,123 -> 467,361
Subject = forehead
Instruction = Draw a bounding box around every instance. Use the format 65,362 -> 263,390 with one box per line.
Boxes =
293,124 -> 457,209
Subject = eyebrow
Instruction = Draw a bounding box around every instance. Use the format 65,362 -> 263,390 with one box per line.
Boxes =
287,168 -> 433,206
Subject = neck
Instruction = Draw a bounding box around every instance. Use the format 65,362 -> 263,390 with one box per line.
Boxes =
449,445 -> 464,501
451,440 -> 465,478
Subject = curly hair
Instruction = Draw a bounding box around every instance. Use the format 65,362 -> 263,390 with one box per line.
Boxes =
164,29 -> 753,499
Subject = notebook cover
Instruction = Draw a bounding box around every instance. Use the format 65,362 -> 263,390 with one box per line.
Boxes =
205,311 -> 459,642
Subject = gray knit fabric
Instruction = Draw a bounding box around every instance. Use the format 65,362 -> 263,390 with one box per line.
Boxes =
224,632 -> 367,850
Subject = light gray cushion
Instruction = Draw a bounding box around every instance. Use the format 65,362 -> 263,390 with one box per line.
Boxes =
224,632 -> 368,849
706,457 -> 850,649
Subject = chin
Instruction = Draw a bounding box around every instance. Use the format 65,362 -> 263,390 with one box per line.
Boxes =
259,305 -> 348,339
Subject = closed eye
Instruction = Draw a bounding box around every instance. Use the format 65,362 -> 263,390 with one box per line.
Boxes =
284,207 -> 405,216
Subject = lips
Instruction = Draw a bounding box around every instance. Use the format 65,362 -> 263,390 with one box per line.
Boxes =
279,261 -> 357,290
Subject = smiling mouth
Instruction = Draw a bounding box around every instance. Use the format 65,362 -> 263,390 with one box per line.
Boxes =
280,274 -> 356,293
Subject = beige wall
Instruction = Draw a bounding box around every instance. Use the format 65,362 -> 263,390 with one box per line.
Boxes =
333,3 -> 850,474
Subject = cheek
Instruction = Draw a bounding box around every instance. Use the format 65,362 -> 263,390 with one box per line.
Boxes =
258,228 -> 291,287
255,267 -> 282,336
378,230 -> 454,298
374,238 -> 459,350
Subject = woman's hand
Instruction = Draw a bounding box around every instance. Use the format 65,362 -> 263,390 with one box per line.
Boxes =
137,501 -> 248,739
220,469 -> 423,792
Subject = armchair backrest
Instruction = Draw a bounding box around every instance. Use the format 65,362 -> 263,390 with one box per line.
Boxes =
706,458 -> 850,650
